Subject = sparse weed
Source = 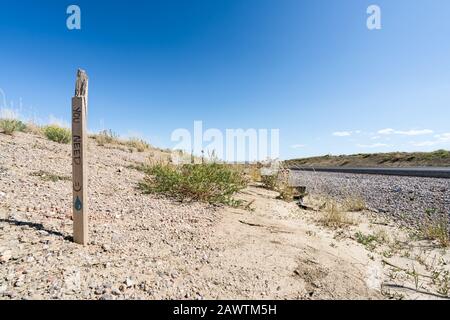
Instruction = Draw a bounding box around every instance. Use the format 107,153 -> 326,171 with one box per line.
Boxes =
92,130 -> 151,152
261,174 -> 277,190
417,209 -> 449,248
355,232 -> 378,250
30,170 -> 70,182
320,199 -> 353,228
343,196 -> 366,212
249,164 -> 262,182
23,122 -> 43,136
432,269 -> 450,297
126,137 -> 150,152
261,168 -> 295,202
91,129 -> 120,146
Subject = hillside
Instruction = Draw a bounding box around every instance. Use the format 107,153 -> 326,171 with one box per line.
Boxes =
286,150 -> 450,168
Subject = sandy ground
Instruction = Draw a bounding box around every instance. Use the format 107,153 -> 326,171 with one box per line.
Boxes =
216,187 -> 450,300
1,132 -> 449,300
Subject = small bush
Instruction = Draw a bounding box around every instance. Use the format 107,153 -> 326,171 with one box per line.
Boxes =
0,119 -> 26,135
43,125 -> 71,144
139,163 -> 247,206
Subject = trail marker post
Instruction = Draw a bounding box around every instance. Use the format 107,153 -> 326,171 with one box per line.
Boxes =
72,69 -> 89,245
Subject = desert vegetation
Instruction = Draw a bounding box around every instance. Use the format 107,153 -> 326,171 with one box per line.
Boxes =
318,198 -> 355,228
0,118 -> 26,135
414,209 -> 450,248
43,125 -> 71,144
30,170 -> 70,182
91,129 -> 150,152
259,166 -> 296,202
138,163 -> 248,206
0,116 -> 155,154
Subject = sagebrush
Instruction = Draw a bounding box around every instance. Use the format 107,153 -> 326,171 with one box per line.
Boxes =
0,119 -> 26,135
43,125 -> 71,144
139,163 -> 247,206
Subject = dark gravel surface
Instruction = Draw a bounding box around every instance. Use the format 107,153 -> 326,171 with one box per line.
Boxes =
291,171 -> 450,227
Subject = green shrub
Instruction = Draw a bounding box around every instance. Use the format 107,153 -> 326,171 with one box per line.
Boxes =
0,119 -> 26,135
139,163 -> 247,206
43,125 -> 71,144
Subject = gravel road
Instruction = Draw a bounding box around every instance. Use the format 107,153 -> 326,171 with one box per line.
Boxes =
291,171 -> 450,227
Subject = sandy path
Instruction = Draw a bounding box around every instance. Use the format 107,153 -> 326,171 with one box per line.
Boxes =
207,187 -> 382,299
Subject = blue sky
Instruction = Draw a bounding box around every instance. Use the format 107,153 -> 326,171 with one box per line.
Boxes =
1,0 -> 449,160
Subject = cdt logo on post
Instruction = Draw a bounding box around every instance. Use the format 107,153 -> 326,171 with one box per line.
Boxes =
67,5 -> 81,30
367,5 -> 382,30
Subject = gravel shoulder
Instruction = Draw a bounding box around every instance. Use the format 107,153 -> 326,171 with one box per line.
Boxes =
291,171 -> 449,227
1,132 -> 449,300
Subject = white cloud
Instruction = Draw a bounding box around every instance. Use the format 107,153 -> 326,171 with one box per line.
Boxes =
357,143 -> 391,148
410,132 -> 450,147
333,131 -> 352,137
291,144 -> 306,149
436,133 -> 450,140
410,141 -> 440,147
378,128 -> 395,135
378,128 -> 433,136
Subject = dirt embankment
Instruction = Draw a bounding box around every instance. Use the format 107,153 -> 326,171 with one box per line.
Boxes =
286,150 -> 450,168
1,132 -> 449,300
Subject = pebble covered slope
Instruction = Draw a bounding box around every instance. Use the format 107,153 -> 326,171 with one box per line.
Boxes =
0,132 -> 222,300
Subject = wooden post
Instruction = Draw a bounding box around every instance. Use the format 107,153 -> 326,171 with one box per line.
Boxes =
72,69 -> 89,245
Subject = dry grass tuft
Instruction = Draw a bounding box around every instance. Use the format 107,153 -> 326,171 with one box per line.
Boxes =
418,210 -> 449,248
260,167 -> 295,202
249,164 -> 262,182
319,199 -> 354,228
23,122 -> 44,136
126,138 -> 150,152
343,196 -> 366,212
